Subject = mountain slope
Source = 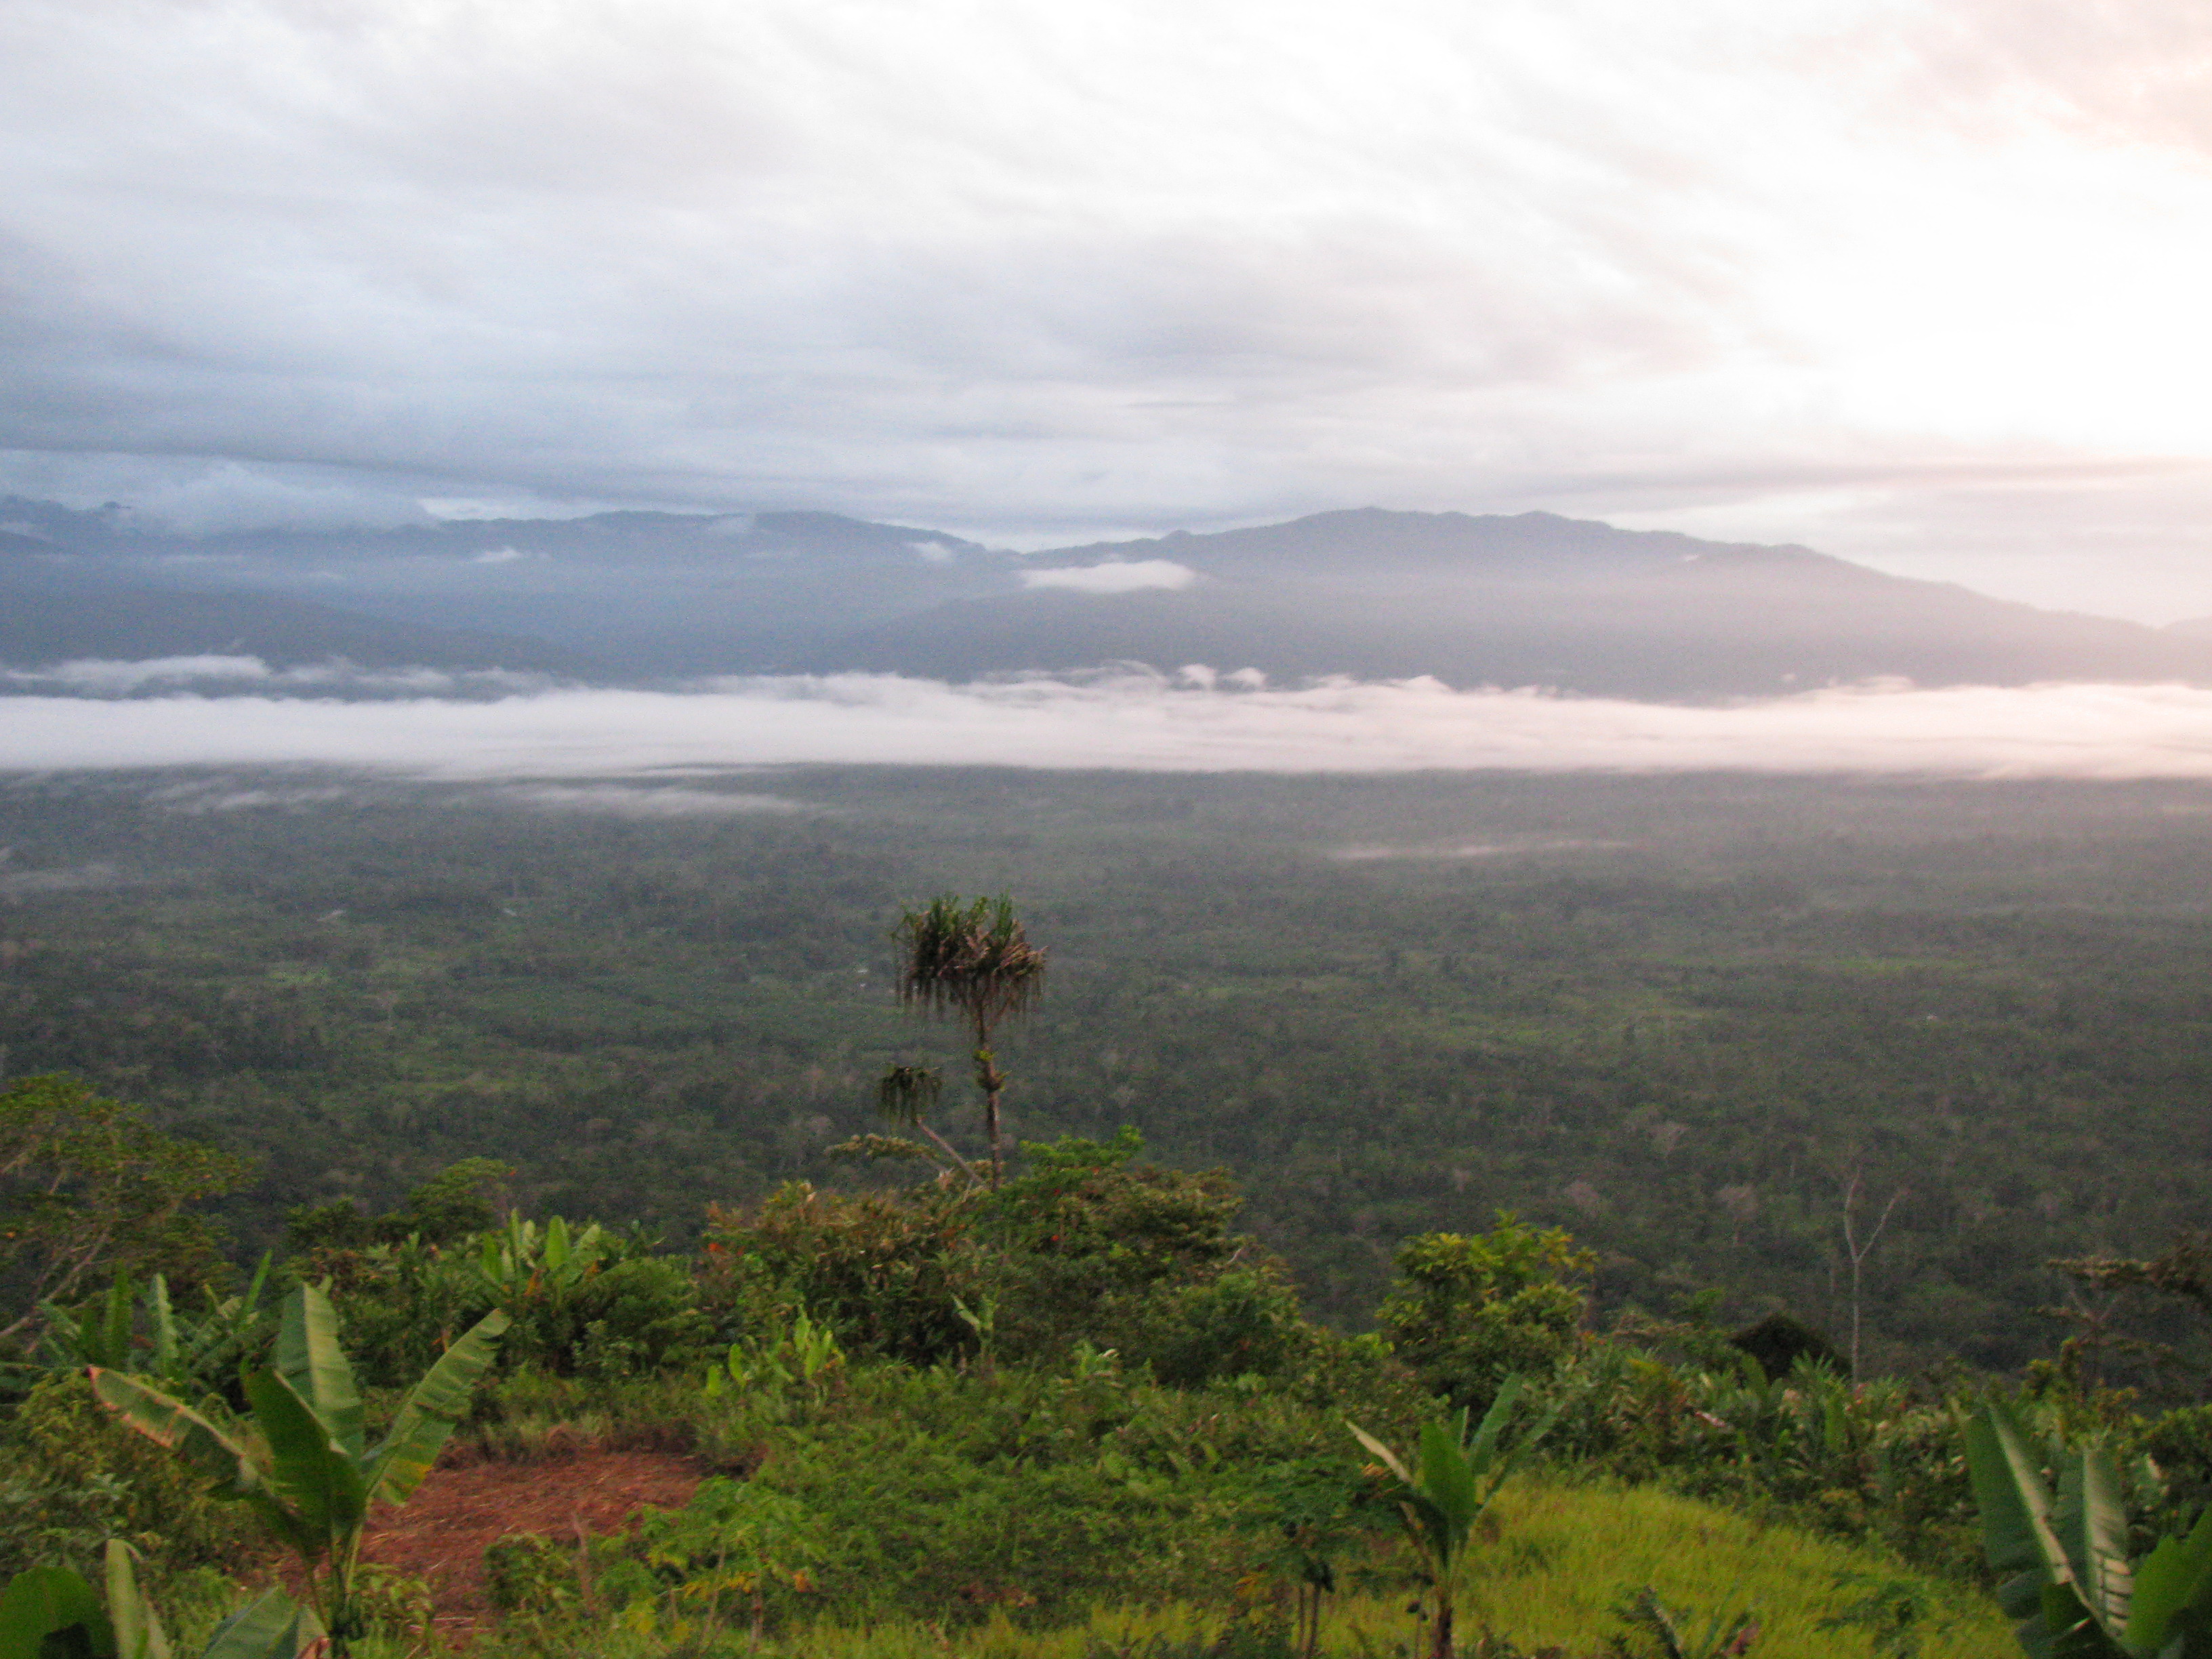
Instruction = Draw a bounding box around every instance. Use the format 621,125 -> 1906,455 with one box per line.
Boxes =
7,499 -> 2207,697
0,574 -> 596,674
827,509 -> 2212,696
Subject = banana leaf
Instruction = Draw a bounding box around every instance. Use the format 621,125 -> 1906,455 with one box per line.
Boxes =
0,1565 -> 113,1659
243,1369 -> 368,1549
196,1593 -> 323,1659
145,1279 -> 177,1382
2125,1509 -> 2212,1658
102,1543 -> 169,1659
270,1286 -> 362,1461
2053,1446 -> 2135,1640
367,1306 -> 509,1506
88,1371 -> 258,1499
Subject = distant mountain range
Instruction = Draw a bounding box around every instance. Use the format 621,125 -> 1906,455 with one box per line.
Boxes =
6,496 -> 2211,699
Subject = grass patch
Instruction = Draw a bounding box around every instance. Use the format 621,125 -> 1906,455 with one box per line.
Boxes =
451,1475 -> 2007,1658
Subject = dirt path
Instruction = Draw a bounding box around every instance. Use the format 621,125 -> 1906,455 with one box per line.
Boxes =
360,1450 -> 707,1641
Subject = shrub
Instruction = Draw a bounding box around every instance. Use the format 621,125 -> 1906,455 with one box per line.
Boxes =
700,1182 -> 975,1365
1122,1269 -> 1306,1388
1728,1314 -> 1844,1383
1378,1215 -> 1595,1409
0,1372 -> 255,1583
485,1532 -> 586,1616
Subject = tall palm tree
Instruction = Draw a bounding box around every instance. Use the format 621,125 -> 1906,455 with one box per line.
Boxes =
893,895 -> 1047,1186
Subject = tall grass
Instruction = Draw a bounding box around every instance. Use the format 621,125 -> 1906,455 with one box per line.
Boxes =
450,1475 -> 2010,1659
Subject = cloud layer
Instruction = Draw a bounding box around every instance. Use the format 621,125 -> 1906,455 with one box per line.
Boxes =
1021,560 -> 1197,594
12,672 -> 2212,780
3,1 -> 2211,615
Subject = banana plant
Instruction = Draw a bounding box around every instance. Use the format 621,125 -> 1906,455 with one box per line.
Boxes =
9,1259 -> 277,1402
91,1284 -> 508,1654
1965,1399 -> 2212,1657
475,1212 -> 608,1302
1349,1376 -> 1557,1659
0,1539 -> 324,1659
704,1307 -> 845,1404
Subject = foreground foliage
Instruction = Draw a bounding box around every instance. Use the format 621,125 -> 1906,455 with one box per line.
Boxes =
92,1284 -> 507,1650
5,1109 -> 2212,1657
1966,1401 -> 2212,1657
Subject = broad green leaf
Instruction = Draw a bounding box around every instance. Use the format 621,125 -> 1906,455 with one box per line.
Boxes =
0,1566 -> 112,1659
239,1252 -> 273,1315
2052,1445 -> 2133,1639
2127,1508 -> 2212,1656
243,1369 -> 368,1544
367,1307 -> 510,1506
271,1286 -> 363,1460
91,1370 -> 260,1498
1416,1418 -> 1481,1539
101,1544 -> 169,1659
1483,1404 -> 1557,1504
196,1593 -> 323,1659
98,1279 -> 133,1373
1467,1378 -> 1524,1464
2039,1580 -> 2125,1659
1967,1404 -> 2074,1658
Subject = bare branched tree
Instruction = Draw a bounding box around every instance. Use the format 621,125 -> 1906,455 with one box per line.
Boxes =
1839,1171 -> 1907,1382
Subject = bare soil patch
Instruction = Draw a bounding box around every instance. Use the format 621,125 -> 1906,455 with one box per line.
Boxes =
360,1449 -> 707,1641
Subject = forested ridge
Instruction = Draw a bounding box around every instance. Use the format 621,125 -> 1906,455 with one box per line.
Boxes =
5,766 -> 2211,1372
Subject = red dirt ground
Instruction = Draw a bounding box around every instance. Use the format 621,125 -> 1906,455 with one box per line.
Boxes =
359,1450 -> 706,1641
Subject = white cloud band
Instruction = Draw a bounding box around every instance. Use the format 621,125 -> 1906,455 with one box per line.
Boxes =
9,672 -> 2212,779
1020,560 -> 1197,594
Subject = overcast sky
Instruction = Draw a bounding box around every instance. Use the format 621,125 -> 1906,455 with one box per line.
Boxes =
6,0 -> 2211,619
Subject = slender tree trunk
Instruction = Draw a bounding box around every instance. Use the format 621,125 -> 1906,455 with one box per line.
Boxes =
972,1011 -> 1005,1187
1840,1174 -> 1906,1383
1431,1597 -> 1453,1659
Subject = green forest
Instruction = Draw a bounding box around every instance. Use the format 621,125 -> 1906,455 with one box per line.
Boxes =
5,763 -> 2212,1657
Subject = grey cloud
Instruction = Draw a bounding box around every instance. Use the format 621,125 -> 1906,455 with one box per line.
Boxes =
0,861 -> 127,897
2,655 -> 562,697
1,0 -> 2207,621
491,784 -> 808,817
139,775 -> 800,817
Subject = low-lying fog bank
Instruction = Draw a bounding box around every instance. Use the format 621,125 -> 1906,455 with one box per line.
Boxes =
12,668 -> 2212,780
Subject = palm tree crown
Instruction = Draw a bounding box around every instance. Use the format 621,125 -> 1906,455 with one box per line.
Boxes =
892,895 -> 1046,1185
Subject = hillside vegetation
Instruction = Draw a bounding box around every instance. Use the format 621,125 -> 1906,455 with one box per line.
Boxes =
0,1101 -> 2108,1659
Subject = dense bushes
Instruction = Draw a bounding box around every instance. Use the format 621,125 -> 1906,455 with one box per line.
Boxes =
1377,1215 -> 1595,1410
13,1124 -> 2212,1657
699,1130 -> 1309,1388
0,1372 -> 254,1584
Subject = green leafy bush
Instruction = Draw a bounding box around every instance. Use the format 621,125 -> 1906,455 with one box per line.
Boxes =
700,1182 -> 975,1366
306,1214 -> 712,1388
485,1532 -> 586,1616
1378,1216 -> 1595,1409
0,1374 -> 253,1583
